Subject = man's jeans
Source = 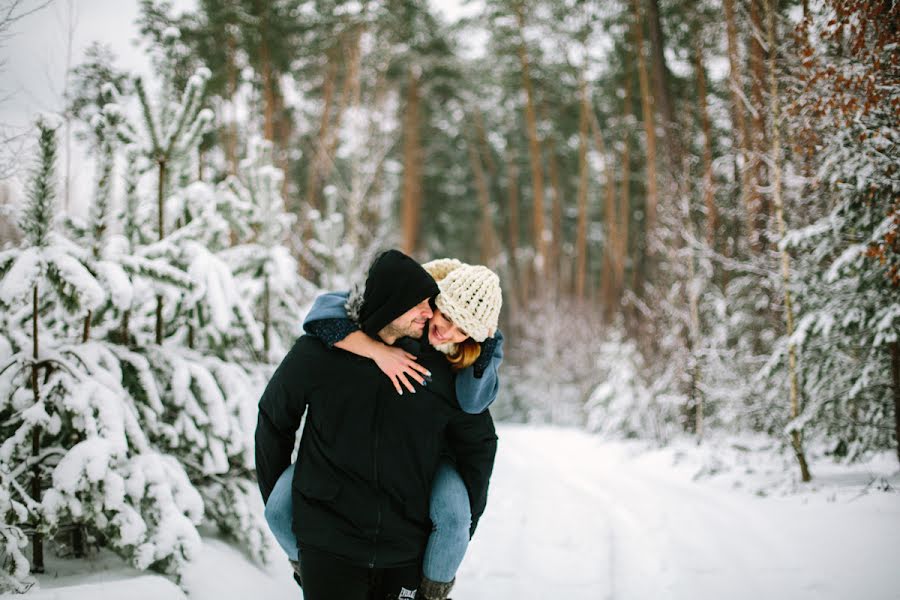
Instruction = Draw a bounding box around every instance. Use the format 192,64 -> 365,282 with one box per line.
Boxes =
264,458 -> 471,583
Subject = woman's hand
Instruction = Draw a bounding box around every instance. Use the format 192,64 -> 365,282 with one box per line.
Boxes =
369,343 -> 431,395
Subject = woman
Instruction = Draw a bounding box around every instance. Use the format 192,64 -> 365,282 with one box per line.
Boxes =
264,258 -> 503,600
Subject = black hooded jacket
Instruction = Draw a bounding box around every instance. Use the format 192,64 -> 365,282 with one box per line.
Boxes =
254,251 -> 498,569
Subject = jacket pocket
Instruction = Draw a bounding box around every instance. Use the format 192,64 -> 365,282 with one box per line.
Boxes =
297,472 -> 340,502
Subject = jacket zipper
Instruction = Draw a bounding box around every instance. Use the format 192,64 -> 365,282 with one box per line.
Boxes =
370,395 -> 382,568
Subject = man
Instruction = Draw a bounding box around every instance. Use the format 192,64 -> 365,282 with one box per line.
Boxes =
255,250 -> 498,600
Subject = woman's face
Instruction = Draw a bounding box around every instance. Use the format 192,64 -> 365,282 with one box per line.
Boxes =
428,308 -> 469,346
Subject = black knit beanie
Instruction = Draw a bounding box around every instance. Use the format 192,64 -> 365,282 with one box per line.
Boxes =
359,250 -> 439,338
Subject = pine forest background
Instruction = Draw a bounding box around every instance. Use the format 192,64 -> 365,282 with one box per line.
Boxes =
0,0 -> 897,592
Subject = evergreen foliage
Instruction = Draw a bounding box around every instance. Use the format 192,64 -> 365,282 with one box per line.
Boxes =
1,52 -> 314,589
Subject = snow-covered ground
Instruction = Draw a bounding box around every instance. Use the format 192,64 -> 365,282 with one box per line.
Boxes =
10,424 -> 900,600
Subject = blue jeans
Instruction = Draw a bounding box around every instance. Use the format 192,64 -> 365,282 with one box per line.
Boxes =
264,463 -> 300,561
264,458 -> 471,584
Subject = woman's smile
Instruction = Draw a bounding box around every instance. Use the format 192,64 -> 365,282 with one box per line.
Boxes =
428,309 -> 468,346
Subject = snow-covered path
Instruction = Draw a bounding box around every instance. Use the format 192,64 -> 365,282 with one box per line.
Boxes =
457,425 -> 899,600
19,424 -> 900,600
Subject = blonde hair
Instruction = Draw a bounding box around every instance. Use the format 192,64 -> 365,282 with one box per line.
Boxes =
446,337 -> 482,372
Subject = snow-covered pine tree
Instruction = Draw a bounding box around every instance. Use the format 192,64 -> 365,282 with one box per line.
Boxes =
0,120 -> 204,592
781,1 -> 899,463
111,61 -> 213,345
97,59 -> 274,562
219,138 -> 317,361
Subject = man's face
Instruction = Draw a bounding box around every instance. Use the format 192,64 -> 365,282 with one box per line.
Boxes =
383,297 -> 434,341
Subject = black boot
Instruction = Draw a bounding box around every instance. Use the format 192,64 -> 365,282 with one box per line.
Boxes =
419,576 -> 454,600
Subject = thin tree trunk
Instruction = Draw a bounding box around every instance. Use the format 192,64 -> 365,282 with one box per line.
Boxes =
263,276 -> 271,356
767,0 -> 811,482
646,0 -> 679,164
588,106 -> 620,315
474,109 -> 496,175
681,156 -> 703,442
575,78 -> 590,301
724,0 -> 757,251
155,160 -> 166,345
327,29 -> 362,163
75,305 -> 90,558
279,121 -> 292,201
506,147 -> 524,311
468,126 -> 497,265
515,3 -> 547,281
306,52 -> 338,211
401,68 -> 421,256
891,341 -> 900,466
749,0 -> 768,242
225,31 -> 238,175
82,311 -> 91,344
695,37 -> 718,248
257,1 -> 276,143
30,284 -> 43,573
544,104 -> 563,297
632,0 -> 658,302
121,309 -> 130,346
548,149 -> 563,289
618,76 -> 633,303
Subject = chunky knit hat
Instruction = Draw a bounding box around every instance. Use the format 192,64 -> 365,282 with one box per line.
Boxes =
421,258 -> 465,282
357,250 -> 439,338
434,264 -> 502,342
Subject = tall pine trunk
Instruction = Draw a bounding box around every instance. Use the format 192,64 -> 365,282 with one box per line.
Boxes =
749,0 -> 769,240
618,76 -> 633,306
543,101 -> 564,298
646,0 -> 680,166
724,0 -> 757,251
574,77 -> 590,301
401,68 -> 422,256
506,147 -> 524,314
767,0 -> 811,482
631,0 -> 659,305
515,3 -> 547,285
225,31 -> 239,175
305,51 -> 338,211
257,1 -> 276,144
694,37 -> 717,248
468,123 -> 497,265
588,105 -> 620,316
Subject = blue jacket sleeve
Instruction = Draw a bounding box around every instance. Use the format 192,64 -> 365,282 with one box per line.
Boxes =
303,291 -> 352,326
303,292 -> 358,347
455,330 -> 504,414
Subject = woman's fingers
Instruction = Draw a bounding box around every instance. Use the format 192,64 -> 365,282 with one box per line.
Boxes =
390,375 -> 403,395
398,372 -> 417,394
403,365 -> 426,386
407,360 -> 431,377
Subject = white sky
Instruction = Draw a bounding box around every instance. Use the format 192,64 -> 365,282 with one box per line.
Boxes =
0,0 -> 472,214
0,0 -> 195,213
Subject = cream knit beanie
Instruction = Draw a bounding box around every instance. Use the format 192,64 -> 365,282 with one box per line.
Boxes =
421,258 -> 465,282
434,264 -> 502,342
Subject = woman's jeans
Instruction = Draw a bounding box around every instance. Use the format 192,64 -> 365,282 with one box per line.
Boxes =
264,458 -> 471,583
